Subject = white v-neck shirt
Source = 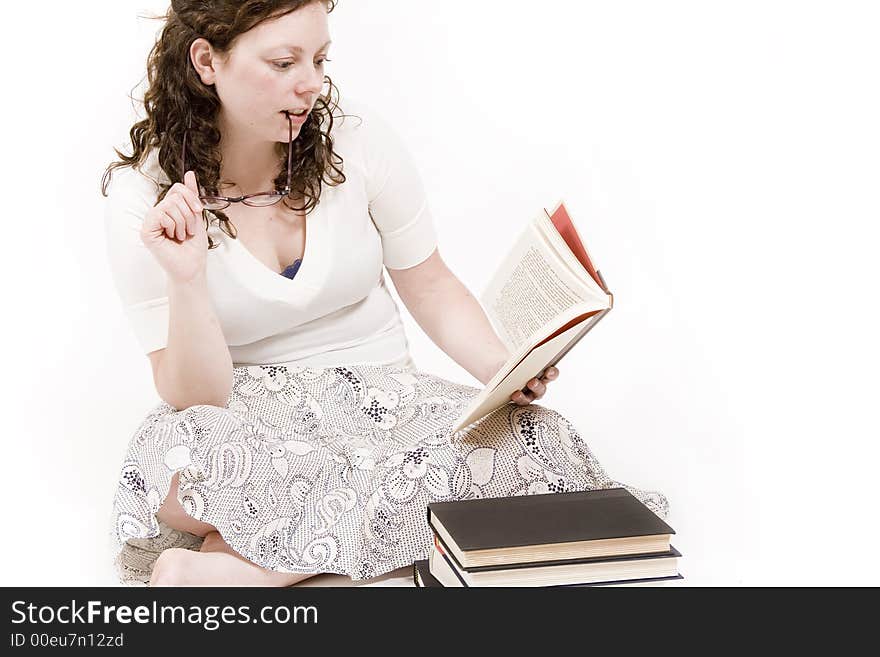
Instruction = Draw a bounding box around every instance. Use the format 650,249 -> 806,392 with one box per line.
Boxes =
103,98 -> 438,371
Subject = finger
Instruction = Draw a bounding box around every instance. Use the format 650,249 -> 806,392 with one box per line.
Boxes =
187,209 -> 202,238
171,205 -> 187,242
173,185 -> 204,221
164,205 -> 186,241
512,390 -> 533,406
168,195 -> 195,236
545,367 -> 559,380
183,170 -> 200,196
157,213 -> 177,241
526,378 -> 546,398
181,173 -> 204,218
171,194 -> 199,237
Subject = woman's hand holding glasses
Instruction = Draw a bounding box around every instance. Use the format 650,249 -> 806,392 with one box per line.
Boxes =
140,170 -> 209,285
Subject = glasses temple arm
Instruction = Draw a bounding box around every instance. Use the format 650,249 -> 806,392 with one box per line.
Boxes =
286,113 -> 293,193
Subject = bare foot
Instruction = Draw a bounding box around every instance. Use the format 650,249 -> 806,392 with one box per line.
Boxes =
150,547 -> 318,587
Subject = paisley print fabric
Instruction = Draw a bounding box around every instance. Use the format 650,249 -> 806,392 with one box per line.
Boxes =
109,363 -> 669,585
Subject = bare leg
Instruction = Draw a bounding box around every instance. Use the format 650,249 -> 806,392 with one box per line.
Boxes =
151,474 -> 320,586
198,531 -> 318,585
156,471 -> 219,538
199,531 -> 234,554
150,547 -> 320,587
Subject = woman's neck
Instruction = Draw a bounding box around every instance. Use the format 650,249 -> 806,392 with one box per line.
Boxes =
217,124 -> 284,195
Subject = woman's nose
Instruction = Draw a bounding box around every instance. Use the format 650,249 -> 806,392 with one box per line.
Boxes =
296,70 -> 325,96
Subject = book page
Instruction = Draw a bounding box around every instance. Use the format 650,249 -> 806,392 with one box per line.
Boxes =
546,201 -> 605,291
535,207 -> 605,293
481,219 -> 607,352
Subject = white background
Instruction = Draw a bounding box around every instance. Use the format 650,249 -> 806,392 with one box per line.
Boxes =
1,0 -> 877,586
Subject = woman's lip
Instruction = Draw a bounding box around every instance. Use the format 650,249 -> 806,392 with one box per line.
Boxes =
281,110 -> 309,123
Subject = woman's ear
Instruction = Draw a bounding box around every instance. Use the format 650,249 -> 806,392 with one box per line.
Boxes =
190,38 -> 218,86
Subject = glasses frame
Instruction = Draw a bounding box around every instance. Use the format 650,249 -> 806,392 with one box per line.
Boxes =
180,112 -> 295,210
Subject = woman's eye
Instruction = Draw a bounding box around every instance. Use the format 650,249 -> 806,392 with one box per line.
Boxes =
274,59 -> 331,70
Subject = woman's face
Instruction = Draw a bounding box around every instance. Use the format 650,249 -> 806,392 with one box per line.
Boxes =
199,2 -> 331,144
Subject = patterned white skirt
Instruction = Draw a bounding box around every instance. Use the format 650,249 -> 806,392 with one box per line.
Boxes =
109,363 -> 670,585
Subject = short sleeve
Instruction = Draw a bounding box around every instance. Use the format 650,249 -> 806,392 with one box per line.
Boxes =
103,164 -> 170,355
356,104 -> 439,270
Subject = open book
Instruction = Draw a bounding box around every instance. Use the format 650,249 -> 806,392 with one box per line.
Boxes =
450,201 -> 613,435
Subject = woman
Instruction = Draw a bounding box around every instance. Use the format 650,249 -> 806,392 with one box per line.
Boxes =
102,0 -> 669,587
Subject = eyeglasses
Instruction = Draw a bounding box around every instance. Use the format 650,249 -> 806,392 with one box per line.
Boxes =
180,112 -> 295,211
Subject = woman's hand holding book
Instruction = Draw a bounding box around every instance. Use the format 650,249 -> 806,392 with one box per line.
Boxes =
510,366 -> 559,406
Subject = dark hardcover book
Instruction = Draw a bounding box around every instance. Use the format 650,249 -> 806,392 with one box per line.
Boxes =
413,560 -> 443,587
427,488 -> 675,569
419,552 -> 684,588
429,530 -> 683,587
432,531 -> 683,573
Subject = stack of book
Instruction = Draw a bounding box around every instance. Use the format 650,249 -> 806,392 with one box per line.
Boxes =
413,488 -> 683,587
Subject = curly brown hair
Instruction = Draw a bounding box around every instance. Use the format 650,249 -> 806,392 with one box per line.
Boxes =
101,0 -> 354,250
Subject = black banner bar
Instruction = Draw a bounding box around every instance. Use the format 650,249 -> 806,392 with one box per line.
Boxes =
0,586 -> 870,651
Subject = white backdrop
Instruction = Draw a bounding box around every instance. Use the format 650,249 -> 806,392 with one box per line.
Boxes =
1,0 -> 877,586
